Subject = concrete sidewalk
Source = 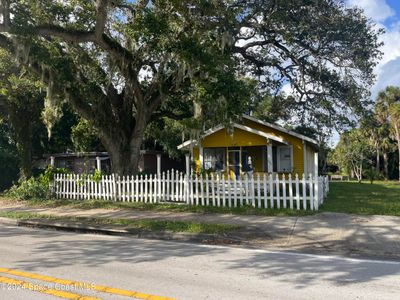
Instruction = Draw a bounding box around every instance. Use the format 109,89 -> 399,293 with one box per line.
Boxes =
1,203 -> 400,260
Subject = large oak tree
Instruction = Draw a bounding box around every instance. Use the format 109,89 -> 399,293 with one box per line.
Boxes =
0,0 -> 382,174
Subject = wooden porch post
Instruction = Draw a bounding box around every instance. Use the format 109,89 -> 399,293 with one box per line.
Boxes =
50,156 -> 55,168
314,151 -> 319,210
185,153 -> 190,175
303,141 -> 308,176
96,156 -> 101,172
157,154 -> 161,176
267,144 -> 273,173
199,146 -> 204,171
314,151 -> 318,176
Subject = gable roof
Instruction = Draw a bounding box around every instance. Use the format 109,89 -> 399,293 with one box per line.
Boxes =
242,115 -> 318,145
177,115 -> 318,150
177,122 -> 288,150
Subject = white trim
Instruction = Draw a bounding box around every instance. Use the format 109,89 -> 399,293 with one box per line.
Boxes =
177,139 -> 198,150
290,145 -> 294,171
277,145 -> 293,172
314,151 -> 319,176
242,115 -> 318,145
262,146 -> 266,172
303,141 -> 308,176
177,122 -> 288,150
277,147 -> 281,172
185,153 -> 190,175
233,123 -> 288,144
201,124 -> 225,139
199,146 -> 204,169
267,144 -> 273,173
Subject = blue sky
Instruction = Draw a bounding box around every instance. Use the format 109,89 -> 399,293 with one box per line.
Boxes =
321,0 -> 400,146
347,0 -> 400,99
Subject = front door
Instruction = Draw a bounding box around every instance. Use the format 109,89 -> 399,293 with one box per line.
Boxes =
228,148 -> 241,178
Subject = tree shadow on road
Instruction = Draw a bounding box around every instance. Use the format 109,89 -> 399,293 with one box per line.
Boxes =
1,214 -> 400,290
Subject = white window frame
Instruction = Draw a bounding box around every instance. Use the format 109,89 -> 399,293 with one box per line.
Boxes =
277,145 -> 293,172
203,148 -> 226,171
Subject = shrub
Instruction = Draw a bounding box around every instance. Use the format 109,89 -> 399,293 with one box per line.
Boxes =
6,166 -> 67,200
6,177 -> 49,200
364,168 -> 381,184
0,149 -> 19,191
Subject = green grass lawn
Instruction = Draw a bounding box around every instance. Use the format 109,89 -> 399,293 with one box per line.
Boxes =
320,180 -> 400,216
1,180 -> 399,217
0,195 -> 314,217
0,211 -> 240,234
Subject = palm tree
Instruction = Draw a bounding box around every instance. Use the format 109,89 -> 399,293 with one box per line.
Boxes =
360,115 -> 381,173
376,87 -> 400,182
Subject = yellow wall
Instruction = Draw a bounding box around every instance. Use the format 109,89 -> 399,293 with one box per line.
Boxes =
246,146 -> 263,172
192,147 -> 200,172
243,119 -> 305,175
202,127 -> 268,148
191,119 -> 312,175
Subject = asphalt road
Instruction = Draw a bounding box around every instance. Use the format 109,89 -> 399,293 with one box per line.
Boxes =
0,224 -> 399,300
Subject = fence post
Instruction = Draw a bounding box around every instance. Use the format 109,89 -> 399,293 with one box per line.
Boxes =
295,174 -> 300,210
269,173 -> 274,208
226,175 -> 232,207
288,174 -> 293,210
263,173 -> 267,209
111,174 -> 116,201
211,173 -> 215,206
166,170 -> 170,202
309,173 -> 314,211
205,173 -> 209,206
302,173 -> 307,210
244,174 -> 249,206
282,173 -> 287,209
233,175 -> 238,208
314,175 -> 319,210
275,174 -> 280,209
257,174 -> 261,208
175,170 -> 180,202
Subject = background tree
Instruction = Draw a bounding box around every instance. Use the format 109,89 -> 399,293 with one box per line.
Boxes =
0,0 -> 382,174
71,118 -> 104,153
0,121 -> 19,190
330,129 -> 373,182
376,86 -> 400,181
0,49 -> 45,178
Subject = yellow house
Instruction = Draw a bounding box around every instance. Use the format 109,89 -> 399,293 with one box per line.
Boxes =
177,115 -> 319,178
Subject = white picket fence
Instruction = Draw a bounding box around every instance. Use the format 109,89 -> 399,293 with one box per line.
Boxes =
52,171 -> 329,211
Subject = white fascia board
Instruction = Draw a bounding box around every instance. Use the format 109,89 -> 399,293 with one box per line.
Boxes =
233,123 -> 288,145
242,115 -> 319,146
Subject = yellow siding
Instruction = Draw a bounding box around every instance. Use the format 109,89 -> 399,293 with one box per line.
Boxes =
192,119 -> 308,175
202,128 -> 268,148
246,147 -> 263,172
242,119 -> 305,175
192,147 -> 200,173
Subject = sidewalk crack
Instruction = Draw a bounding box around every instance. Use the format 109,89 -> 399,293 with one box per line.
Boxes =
286,217 -> 298,246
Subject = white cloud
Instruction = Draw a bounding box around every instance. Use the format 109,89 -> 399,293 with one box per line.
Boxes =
281,83 -> 294,96
347,0 -> 395,22
376,25 -> 400,73
371,57 -> 400,98
345,1 -> 400,99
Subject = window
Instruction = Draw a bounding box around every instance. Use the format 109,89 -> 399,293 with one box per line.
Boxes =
203,148 -> 225,171
277,146 -> 292,172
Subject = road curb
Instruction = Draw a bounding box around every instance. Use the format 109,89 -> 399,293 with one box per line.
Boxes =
0,217 -> 242,245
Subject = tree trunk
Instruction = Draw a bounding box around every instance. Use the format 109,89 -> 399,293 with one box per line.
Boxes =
18,138 -> 33,179
98,112 -> 148,175
376,146 -> 380,172
383,152 -> 389,180
9,106 -> 34,179
397,141 -> 400,182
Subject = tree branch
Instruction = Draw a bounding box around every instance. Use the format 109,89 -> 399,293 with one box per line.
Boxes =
95,0 -> 110,39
